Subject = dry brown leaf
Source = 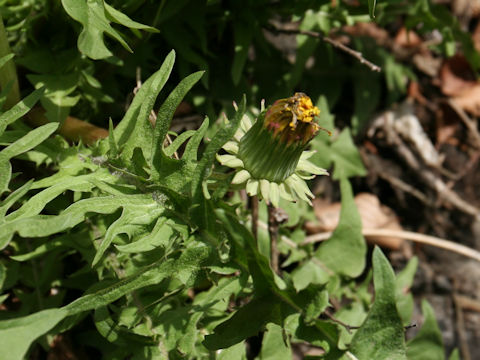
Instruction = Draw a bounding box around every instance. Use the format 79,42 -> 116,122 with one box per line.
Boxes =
438,55 -> 480,116
26,107 -> 108,144
440,55 -> 477,97
394,27 -> 422,48
453,0 -> 480,19
451,86 -> 480,116
312,193 -> 404,249
342,22 -> 389,46
412,53 -> 442,77
408,81 -> 428,105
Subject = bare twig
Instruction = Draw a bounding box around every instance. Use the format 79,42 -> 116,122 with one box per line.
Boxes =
361,149 -> 435,206
301,228 -> 480,262
264,24 -> 382,72
448,99 -> 480,150
369,109 -> 480,217
323,37 -> 382,72
454,294 -> 480,313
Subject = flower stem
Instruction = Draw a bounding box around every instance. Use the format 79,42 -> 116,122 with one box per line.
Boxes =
250,195 -> 259,240
268,204 -> 280,274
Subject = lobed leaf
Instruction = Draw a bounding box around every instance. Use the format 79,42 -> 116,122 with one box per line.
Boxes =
231,22 -> 253,85
151,70 -> 204,177
114,51 -> 175,150
0,195 -> 155,249
203,295 -> 281,350
92,204 -> 164,265
406,300 -> 445,360
396,256 -> 418,325
330,128 -> 367,180
258,323 -> 292,360
61,0 -> 132,59
0,88 -> 45,135
104,3 -> 158,32
63,244 -> 211,315
314,177 -> 366,277
0,309 -> 68,360
0,123 -> 58,195
347,247 -> 407,360
368,0 -> 377,19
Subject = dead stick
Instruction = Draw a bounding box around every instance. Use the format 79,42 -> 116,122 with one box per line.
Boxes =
301,228 -> 480,262
448,99 -> 480,150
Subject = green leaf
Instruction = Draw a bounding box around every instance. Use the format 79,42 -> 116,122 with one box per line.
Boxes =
94,306 -> 154,346
315,178 -> 366,277
151,70 -> 204,176
107,118 -> 118,156
194,276 -> 244,310
406,300 -> 444,360
335,301 -> 368,349
191,98 -> 245,198
396,257 -> 418,325
10,238 -> 65,262
190,98 -> 245,230
64,244 -> 211,315
163,130 -> 196,157
119,50 -> 176,163
330,128 -> 366,180
316,95 -> 335,133
284,314 -> 339,354
0,180 -> 33,218
0,162 -> 11,197
291,259 -> 329,292
104,2 -> 158,32
203,295 -> 280,350
114,50 -> 175,150
6,172 -> 110,221
0,53 -> 14,71
0,123 -> 58,161
182,118 -> 209,162
150,118 -> 210,193
287,10 -> 320,90
0,88 -> 45,135
258,323 -> 292,360
303,287 -> 329,323
61,0 -> 132,59
368,0 -> 377,19
0,123 -> 58,195
348,247 -> 407,360
448,349 -> 460,360
115,216 -> 175,254
352,69 -> 381,133
0,195 -> 154,249
0,262 -> 6,290
178,311 -> 203,354
0,308 -> 68,360
217,342 -> 247,360
92,203 -> 164,266
215,208 -> 275,295
231,22 -> 253,85
27,73 -> 80,123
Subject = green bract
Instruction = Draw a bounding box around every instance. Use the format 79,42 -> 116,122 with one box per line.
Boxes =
217,93 -> 329,207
